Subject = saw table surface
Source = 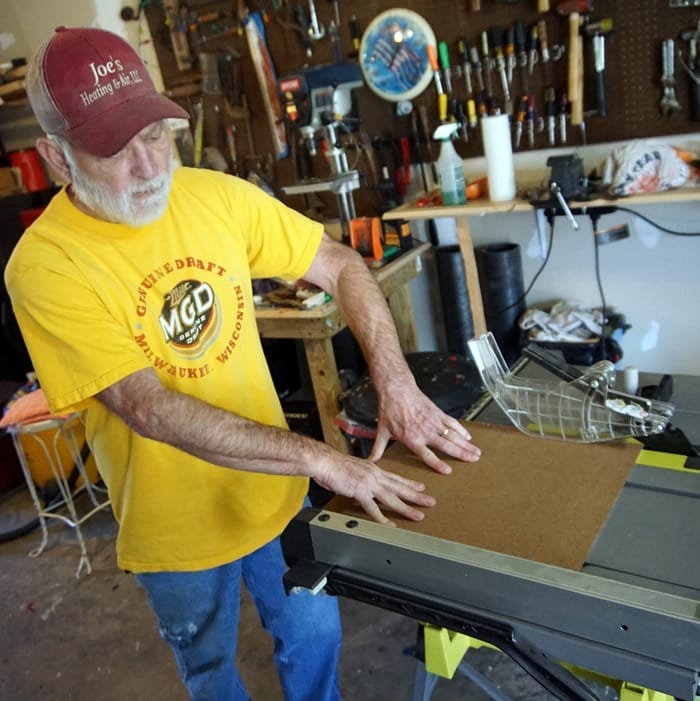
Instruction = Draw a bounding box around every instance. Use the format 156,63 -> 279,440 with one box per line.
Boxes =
282,363 -> 700,700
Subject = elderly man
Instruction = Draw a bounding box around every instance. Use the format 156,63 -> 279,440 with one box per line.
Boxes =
5,26 -> 480,701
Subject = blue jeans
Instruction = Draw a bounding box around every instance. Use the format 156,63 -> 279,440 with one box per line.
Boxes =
136,534 -> 342,701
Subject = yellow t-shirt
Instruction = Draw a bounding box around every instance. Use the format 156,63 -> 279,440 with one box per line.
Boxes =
5,167 -> 324,573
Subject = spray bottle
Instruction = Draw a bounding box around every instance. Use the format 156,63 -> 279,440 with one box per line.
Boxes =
433,122 -> 467,205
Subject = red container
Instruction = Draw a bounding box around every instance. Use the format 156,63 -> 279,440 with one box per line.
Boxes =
8,149 -> 49,192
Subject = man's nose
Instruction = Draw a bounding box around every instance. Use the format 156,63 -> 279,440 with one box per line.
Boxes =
129,140 -> 160,179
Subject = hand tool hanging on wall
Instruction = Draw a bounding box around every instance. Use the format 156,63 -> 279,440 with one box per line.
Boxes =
165,1 -> 194,70
679,22 -> 700,121
581,18 -> 614,117
455,101 -> 469,141
481,31 -> 495,99
490,27 -> 512,114
348,15 -> 362,58
410,111 -> 429,190
328,0 -> 341,29
244,9 -> 289,157
225,124 -> 240,175
325,0 -> 342,61
514,94 -> 527,148
328,21 -> 343,63
566,11 -> 585,141
558,90 -> 568,142
307,0 -> 325,41
527,23 -> 539,77
505,25 -> 516,89
295,5 -> 314,58
660,38 -> 682,116
514,20 -> 530,94
457,38 -> 478,129
427,45 -> 448,122
438,41 -> 453,96
470,44 -> 486,98
526,91 -> 536,147
537,19 -> 553,88
544,86 -> 556,144
417,104 -> 438,183
193,99 -> 204,166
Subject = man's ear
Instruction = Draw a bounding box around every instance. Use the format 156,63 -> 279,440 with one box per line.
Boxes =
35,136 -> 71,184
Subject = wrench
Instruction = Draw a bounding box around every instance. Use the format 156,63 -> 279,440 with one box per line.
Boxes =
660,39 -> 682,115
307,0 -> 325,41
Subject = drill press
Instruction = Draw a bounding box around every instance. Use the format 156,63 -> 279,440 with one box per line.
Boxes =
279,63 -> 364,241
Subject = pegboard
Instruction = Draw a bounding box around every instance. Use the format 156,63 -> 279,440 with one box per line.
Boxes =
144,1 -> 699,215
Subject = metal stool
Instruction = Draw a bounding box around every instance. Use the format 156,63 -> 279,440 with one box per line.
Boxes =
8,415 -> 110,577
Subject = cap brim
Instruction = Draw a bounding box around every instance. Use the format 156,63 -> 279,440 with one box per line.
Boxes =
64,93 -> 190,158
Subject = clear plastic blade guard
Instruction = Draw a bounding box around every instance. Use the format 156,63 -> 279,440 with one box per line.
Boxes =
467,332 -> 674,443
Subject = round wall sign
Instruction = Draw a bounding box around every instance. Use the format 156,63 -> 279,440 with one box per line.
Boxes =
359,9 -> 436,102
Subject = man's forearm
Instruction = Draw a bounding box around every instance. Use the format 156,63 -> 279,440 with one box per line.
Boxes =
97,366 -> 436,525
97,368 -> 331,479
304,236 -> 417,396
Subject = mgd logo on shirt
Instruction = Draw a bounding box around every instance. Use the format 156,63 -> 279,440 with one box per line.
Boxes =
159,280 -> 216,349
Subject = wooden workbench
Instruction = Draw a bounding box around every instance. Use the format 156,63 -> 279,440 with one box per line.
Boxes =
382,186 -> 700,341
255,241 -> 430,453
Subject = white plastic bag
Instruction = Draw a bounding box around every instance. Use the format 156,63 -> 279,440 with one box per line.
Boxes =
599,140 -> 689,196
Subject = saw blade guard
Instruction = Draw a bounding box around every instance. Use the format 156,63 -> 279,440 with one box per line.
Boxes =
468,332 -> 675,443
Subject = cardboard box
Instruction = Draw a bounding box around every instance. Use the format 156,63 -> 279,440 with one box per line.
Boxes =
0,167 -> 26,198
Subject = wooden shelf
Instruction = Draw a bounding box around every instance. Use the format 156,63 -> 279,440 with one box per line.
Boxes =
382,186 -> 700,339
384,186 -> 700,222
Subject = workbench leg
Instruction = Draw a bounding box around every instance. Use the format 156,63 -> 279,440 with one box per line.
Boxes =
456,216 -> 487,337
387,285 -> 418,353
303,338 -> 349,454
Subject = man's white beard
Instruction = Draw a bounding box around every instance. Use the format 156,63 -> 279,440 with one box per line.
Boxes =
68,157 -> 175,227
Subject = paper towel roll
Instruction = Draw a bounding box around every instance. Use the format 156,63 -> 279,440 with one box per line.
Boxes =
480,114 -> 516,201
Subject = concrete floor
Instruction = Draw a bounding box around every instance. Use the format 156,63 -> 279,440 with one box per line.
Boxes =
0,488 -> 618,701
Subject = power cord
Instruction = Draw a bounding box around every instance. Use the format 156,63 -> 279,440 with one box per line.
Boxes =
587,211 -> 609,361
614,206 -> 700,236
499,201 -> 696,360
499,210 -> 556,314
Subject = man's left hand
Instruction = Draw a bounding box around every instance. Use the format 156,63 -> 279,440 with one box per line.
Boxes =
368,383 -> 481,473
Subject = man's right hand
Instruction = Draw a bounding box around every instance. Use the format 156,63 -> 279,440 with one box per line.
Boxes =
309,455 -> 436,526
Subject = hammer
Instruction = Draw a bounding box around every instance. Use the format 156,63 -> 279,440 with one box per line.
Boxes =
581,18 -> 614,117
557,1 -> 592,140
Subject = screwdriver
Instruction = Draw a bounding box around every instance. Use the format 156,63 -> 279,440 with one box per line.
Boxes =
537,19 -> 552,87
427,45 -> 448,122
490,27 -> 511,113
505,25 -> 516,86
438,41 -> 453,95
481,30 -> 495,97
544,86 -> 556,145
455,101 -> 469,141
514,20 -> 529,94
528,23 -> 539,76
514,95 -> 527,148
467,98 -> 478,131
457,38 -> 477,128
558,91 -> 568,143
526,91 -> 536,147
348,16 -> 361,58
457,38 -> 474,95
470,45 -> 485,93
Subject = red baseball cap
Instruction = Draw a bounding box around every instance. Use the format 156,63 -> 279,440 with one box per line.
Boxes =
28,26 -> 189,157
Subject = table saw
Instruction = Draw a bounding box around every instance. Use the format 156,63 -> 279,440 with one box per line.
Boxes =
281,360 -> 700,701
